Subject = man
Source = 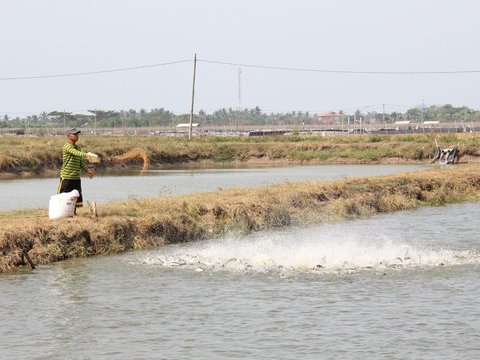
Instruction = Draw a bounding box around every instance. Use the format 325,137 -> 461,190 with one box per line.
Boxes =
57,128 -> 98,213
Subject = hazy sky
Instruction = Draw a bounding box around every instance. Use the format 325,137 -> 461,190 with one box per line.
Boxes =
1,0 -> 479,117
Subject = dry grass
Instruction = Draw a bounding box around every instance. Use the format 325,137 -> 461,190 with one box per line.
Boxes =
1,133 -> 479,176
1,163 -> 480,273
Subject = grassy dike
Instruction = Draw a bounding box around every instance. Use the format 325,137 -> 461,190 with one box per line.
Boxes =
1,132 -> 479,175
1,163 -> 480,273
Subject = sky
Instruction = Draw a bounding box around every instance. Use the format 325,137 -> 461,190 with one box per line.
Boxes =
1,0 -> 479,117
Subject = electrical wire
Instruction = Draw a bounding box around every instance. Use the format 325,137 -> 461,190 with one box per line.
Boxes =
198,59 -> 480,75
0,59 -> 191,81
2,57 -> 480,81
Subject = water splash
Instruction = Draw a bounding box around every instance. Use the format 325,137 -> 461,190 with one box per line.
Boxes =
141,225 -> 479,275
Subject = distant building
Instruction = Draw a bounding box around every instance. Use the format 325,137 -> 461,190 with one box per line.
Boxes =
394,120 -> 413,130
2,128 -> 26,135
316,111 -> 342,124
176,123 -> 199,130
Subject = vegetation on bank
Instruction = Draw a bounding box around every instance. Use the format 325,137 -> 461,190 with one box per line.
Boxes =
1,133 -> 479,176
1,164 -> 480,273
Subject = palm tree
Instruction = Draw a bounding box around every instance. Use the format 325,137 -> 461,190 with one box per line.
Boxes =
40,111 -> 49,125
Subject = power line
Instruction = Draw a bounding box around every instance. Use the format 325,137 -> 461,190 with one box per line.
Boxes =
198,59 -> 480,75
2,57 -> 480,81
383,103 -> 419,110
0,59 -> 191,81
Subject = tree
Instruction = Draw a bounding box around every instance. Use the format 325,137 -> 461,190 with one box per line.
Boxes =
39,111 -> 49,124
406,108 -> 422,121
354,109 -> 361,122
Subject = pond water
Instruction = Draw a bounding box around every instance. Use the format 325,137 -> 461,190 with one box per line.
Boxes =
1,202 -> 479,359
0,164 -> 426,211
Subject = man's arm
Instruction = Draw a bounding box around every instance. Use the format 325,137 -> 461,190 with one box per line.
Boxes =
64,143 -> 88,158
64,143 -> 92,175
80,157 -> 93,175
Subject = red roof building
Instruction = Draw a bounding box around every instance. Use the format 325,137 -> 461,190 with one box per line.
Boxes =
316,111 -> 342,124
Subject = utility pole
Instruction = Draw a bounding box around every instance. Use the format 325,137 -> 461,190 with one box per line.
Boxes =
94,109 -> 97,136
422,99 -> 425,133
237,67 -> 242,110
189,53 -> 197,140
383,103 -> 387,134
236,67 -> 242,134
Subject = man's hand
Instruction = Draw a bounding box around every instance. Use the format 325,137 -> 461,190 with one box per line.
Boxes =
87,169 -> 94,179
86,152 -> 100,163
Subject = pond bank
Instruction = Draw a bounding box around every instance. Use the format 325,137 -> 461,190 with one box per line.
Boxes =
1,164 -> 479,273
1,133 -> 479,177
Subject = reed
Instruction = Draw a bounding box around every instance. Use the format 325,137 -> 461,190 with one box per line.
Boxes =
1,163 -> 480,273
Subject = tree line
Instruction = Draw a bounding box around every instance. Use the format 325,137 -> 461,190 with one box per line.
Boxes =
1,104 -> 479,129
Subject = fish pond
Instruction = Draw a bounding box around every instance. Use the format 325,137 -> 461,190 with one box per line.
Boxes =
2,164 -> 478,359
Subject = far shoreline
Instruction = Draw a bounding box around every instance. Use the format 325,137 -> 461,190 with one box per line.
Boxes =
1,132 -> 478,178
0,156 -> 432,179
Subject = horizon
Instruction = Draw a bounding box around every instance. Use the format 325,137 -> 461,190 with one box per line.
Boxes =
2,101 -> 479,121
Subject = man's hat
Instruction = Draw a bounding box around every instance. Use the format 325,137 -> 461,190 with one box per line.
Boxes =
66,128 -> 81,135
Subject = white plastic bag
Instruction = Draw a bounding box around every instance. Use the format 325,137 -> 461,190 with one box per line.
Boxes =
48,190 -> 80,219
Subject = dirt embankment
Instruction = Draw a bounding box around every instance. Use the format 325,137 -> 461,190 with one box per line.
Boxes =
2,133 -> 479,177
1,164 -> 480,274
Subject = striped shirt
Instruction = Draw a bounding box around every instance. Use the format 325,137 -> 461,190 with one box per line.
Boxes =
60,143 -> 90,179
